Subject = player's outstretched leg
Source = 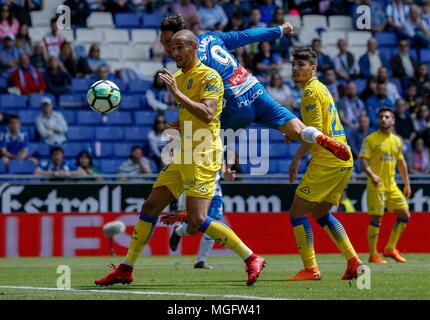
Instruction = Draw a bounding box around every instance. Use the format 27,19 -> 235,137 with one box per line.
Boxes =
368,216 -> 387,264
383,211 -> 410,263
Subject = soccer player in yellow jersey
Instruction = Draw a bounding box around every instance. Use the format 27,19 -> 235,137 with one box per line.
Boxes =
359,107 -> 411,264
95,30 -> 266,287
286,48 -> 362,281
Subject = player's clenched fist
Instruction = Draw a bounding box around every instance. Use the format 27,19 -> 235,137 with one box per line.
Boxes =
281,22 -> 295,35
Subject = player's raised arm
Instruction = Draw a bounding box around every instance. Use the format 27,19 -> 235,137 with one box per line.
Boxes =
212,22 -> 294,51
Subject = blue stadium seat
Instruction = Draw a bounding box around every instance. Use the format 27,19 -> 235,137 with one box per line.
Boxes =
121,95 -> 141,110
164,110 -> 178,123
134,111 -> 157,125
72,78 -> 93,93
29,94 -> 56,108
0,77 -> 8,89
100,159 -> 123,173
95,126 -> 123,141
8,159 -> 35,174
106,111 -> 133,125
99,142 -> 113,157
287,143 -> 301,159
27,143 -> 50,157
18,110 -> 40,125
59,94 -> 85,108
141,13 -> 162,29
63,143 -> 90,158
77,111 -> 103,125
374,32 -> 397,47
115,13 -> 140,28
277,160 -> 292,173
353,79 -> 367,94
61,110 -> 76,124
21,126 -> 36,142
149,159 -> 159,173
113,143 -> 134,157
268,159 -> 278,173
0,94 -> 27,108
92,159 -> 101,170
115,79 -> 127,92
0,160 -> 5,173
379,47 -> 395,61
269,129 -> 284,142
128,80 -> 152,93
269,143 -> 289,158
124,126 -> 151,141
420,49 -> 430,64
67,126 -> 94,141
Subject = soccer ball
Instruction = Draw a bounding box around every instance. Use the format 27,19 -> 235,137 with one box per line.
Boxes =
87,80 -> 121,113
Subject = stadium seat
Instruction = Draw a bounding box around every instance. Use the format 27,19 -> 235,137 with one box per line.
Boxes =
302,15 -> 327,29
141,13 -> 163,29
347,31 -> 372,47
298,28 -> 319,46
100,159 -> 123,173
113,143 -> 134,157
59,94 -> 85,108
76,28 -> 104,44
121,45 -> 151,61
100,44 -> 122,61
287,143 -> 301,159
131,29 -> 158,44
27,143 -> 50,158
106,111 -> 133,125
61,110 -> 76,125
124,126 -> 152,141
0,95 -> 27,108
134,111 -> 157,125
18,110 -> 40,125
77,111 -> 103,125
136,61 -> 164,78
63,143 -> 90,158
128,80 -> 152,93
354,79 -> 367,94
29,94 -> 56,108
268,160 -> 278,173
8,160 -> 36,174
30,11 -> 51,27
349,46 -> 367,60
59,29 -> 74,42
321,31 -> 346,46
0,160 -> 5,174
149,159 -> 159,173
121,95 -> 142,110
72,78 -> 93,93
282,15 -> 301,29
67,126 -> 94,141
276,159 -> 292,173
409,49 -> 418,61
375,32 -> 397,47
269,143 -> 289,158
87,12 -> 114,28
95,127 -> 124,141
29,27 -> 49,42
379,47 -> 395,61
165,61 -> 178,73
104,29 -> 130,44
324,45 -> 339,58
114,79 -> 127,92
164,110 -> 179,123
269,129 -> 285,142
328,15 -> 353,30
0,77 -> 8,89
419,49 -> 430,64
115,13 -> 140,28
99,142 -> 114,157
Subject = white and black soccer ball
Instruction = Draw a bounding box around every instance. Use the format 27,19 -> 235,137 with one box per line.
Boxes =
87,80 -> 121,113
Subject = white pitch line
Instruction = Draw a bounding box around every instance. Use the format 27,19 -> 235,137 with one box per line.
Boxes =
0,285 -> 286,300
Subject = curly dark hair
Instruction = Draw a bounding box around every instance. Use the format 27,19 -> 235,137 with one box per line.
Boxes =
292,47 -> 318,66
160,14 -> 186,33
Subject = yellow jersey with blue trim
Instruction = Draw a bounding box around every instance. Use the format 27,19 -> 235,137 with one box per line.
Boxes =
173,62 -> 224,170
359,130 -> 404,192
300,77 -> 353,167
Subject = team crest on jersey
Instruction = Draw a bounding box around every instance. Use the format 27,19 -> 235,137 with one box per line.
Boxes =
187,78 -> 193,90
196,184 -> 208,193
299,186 -> 310,195
304,89 -> 313,96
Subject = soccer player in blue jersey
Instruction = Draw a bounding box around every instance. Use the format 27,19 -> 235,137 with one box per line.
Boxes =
159,14 -> 350,161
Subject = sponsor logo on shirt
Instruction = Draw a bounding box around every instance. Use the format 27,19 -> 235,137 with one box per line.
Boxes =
228,65 -> 249,86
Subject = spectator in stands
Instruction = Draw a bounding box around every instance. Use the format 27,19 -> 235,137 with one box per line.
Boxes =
15,24 -> 31,55
248,8 -> 266,28
323,68 -> 340,104
105,0 -> 133,14
423,0 -> 430,30
403,5 -> 430,48
35,97 -> 68,146
233,47 -> 252,70
252,41 -> 281,83
75,150 -> 101,176
359,38 -> 389,79
414,63 -> 430,98
266,72 -> 293,111
0,115 -> 35,169
10,0 -> 39,26
391,39 -> 418,80
43,18 -> 66,58
223,0 -> 251,20
268,8 -> 291,59
172,0 -> 199,28
95,64 -> 117,82
270,7 -> 284,27
348,114 -> 371,160
35,146 -> 71,178
408,137 -> 430,174
259,0 -> 278,25
311,39 -> 334,77
414,104 -> 430,131
360,77 -> 378,102
395,98 -> 416,144
366,81 -> 395,129
85,44 -> 107,73
64,0 -> 91,28
0,33 -> 20,73
333,39 -> 359,81
339,81 -> 366,129
118,145 -> 152,175
377,66 -> 401,103
59,42 -> 77,77
44,56 -> 72,95
386,0 -> 409,36
146,71 -> 173,111
0,4 -> 19,40
148,114 -> 168,169
224,10 -> 244,32
353,0 -> 386,32
198,0 -> 228,31
30,42 -> 48,70
11,52 -> 46,95
405,82 -> 420,114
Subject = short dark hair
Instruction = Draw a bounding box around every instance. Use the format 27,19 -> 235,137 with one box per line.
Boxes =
378,107 -> 395,116
50,17 -> 57,25
50,146 -> 64,155
292,47 -> 317,65
160,14 -> 186,33
8,114 -> 19,122
131,145 -> 142,153
76,150 -> 93,167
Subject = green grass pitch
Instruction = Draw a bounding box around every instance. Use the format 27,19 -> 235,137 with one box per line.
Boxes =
0,254 -> 429,300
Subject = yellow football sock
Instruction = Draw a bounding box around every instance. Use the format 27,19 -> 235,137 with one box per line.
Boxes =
385,218 -> 409,251
199,217 -> 253,260
367,221 -> 381,256
291,216 -> 318,269
317,213 -> 357,260
124,213 -> 158,266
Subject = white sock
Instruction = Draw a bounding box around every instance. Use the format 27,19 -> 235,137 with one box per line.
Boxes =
197,235 -> 215,262
175,224 -> 190,236
300,126 -> 322,144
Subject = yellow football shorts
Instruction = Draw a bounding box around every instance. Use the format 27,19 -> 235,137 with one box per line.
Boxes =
367,185 -> 409,216
152,163 -> 217,200
295,163 -> 352,205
